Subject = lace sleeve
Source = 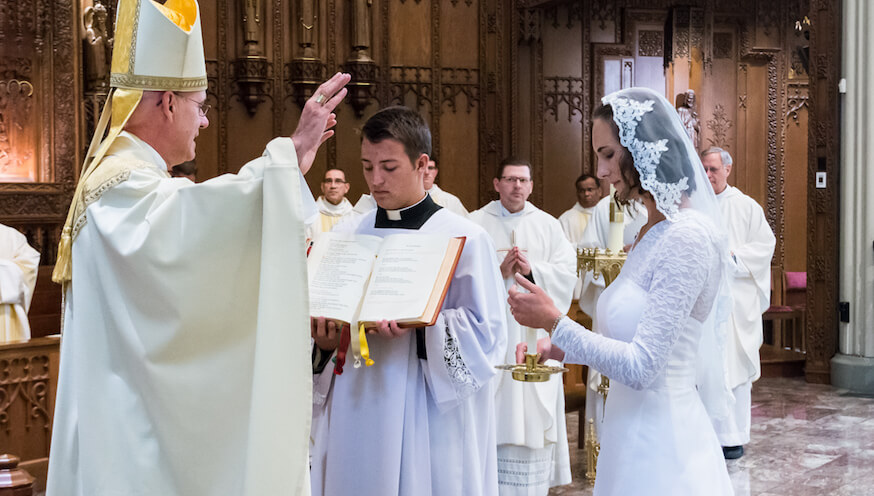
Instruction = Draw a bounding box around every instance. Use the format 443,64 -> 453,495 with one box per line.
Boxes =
552,222 -> 716,390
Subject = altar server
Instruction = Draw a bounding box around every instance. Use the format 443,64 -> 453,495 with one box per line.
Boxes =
310,106 -> 507,496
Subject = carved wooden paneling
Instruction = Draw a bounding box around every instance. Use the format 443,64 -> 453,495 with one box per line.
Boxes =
0,337 -> 61,491
0,0 -> 79,263
805,0 -> 840,383
511,0 -> 837,384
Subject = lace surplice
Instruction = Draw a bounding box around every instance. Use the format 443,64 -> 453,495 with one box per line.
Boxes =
552,212 -> 720,390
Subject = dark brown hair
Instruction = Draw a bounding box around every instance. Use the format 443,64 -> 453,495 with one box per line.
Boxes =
593,103 -> 646,206
496,157 -> 532,179
362,106 -> 432,165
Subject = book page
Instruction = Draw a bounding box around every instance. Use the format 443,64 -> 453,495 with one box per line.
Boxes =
358,234 -> 452,324
307,232 -> 382,324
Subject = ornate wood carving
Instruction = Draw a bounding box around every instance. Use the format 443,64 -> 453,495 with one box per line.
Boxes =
519,9 -> 542,43
805,0 -> 840,383
705,104 -> 733,148
638,30 -> 664,57
785,82 -> 808,125
389,67 -> 433,111
0,355 -> 52,434
543,77 -> 584,122
713,32 -> 733,59
0,338 -> 59,491
591,0 -> 616,32
440,68 -> 479,114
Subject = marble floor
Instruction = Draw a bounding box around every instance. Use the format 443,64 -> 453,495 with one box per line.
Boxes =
549,377 -> 874,495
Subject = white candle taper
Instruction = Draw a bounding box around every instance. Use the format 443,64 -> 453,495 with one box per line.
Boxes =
607,186 -> 624,253
526,327 -> 538,356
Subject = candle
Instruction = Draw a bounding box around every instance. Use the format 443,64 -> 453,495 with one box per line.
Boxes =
607,187 -> 624,253
526,327 -> 538,356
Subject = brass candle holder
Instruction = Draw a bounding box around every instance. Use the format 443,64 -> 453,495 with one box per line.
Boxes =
577,246 -> 626,482
496,352 -> 568,383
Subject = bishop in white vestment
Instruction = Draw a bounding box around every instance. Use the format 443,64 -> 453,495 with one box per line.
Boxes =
0,224 -> 40,342
470,160 -> 576,495
46,3 -> 349,494
703,148 -> 775,454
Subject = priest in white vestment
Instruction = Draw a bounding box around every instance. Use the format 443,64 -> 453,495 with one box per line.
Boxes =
310,107 -> 506,496
424,158 -> 469,216
46,2 -> 351,494
558,173 -> 601,247
0,224 -> 40,342
702,147 -> 775,459
469,158 -> 577,495
575,193 -> 648,448
558,173 -> 601,299
306,168 -> 355,242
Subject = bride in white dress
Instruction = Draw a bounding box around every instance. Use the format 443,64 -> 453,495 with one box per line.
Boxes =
508,87 -> 735,496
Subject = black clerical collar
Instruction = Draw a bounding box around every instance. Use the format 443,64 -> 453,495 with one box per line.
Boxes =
375,194 -> 442,229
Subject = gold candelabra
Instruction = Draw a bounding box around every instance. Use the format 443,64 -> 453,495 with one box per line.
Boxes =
495,351 -> 568,382
577,247 -> 626,482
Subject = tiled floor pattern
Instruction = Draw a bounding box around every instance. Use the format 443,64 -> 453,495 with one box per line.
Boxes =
550,377 -> 874,495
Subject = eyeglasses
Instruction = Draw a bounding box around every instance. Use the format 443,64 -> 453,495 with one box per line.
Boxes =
174,93 -> 211,117
500,176 -> 531,185
322,178 -> 347,184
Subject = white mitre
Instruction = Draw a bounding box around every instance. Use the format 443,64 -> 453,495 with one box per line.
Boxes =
55,0 -> 209,284
110,0 -> 208,91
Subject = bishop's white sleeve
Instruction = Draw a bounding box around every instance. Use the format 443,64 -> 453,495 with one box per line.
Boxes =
422,230 -> 507,413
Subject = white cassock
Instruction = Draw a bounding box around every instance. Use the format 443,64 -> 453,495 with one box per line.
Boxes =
305,196 -> 355,242
353,193 -> 377,214
0,224 -> 40,342
469,200 -> 577,495
558,202 -> 596,299
711,185 -> 775,446
310,196 -> 507,496
576,195 -> 647,447
428,184 -> 469,217
47,131 -> 316,496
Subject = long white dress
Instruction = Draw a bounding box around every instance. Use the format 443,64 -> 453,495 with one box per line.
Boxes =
551,213 -> 733,496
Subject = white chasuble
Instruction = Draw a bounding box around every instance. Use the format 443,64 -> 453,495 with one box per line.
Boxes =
558,202 -> 595,246
428,184 -> 469,217
558,203 -> 595,300
717,186 -> 775,388
306,196 -> 355,243
0,224 -> 40,342
469,201 -> 577,493
47,133 -> 316,496
310,198 -> 507,496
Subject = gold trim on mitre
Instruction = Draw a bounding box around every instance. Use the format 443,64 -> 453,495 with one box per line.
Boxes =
110,0 -> 208,92
54,0 -> 208,284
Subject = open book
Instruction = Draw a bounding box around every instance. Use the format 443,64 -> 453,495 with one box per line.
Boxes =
307,232 -> 466,328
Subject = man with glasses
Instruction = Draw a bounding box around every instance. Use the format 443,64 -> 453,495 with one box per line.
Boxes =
306,168 -> 354,243
46,0 -> 350,494
469,158 -> 577,495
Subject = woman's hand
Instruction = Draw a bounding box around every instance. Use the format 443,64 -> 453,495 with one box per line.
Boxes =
507,273 -> 563,330
515,337 -> 566,364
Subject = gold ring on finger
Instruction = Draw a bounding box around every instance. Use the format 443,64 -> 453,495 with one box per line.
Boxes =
315,93 -> 327,105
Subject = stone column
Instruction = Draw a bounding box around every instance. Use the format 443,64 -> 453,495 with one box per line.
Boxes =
834,0 -> 874,392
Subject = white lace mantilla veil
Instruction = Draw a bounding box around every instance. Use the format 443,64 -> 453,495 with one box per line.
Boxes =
602,87 -> 735,420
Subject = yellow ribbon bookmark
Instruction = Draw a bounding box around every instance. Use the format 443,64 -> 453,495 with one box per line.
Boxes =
359,323 -> 375,367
